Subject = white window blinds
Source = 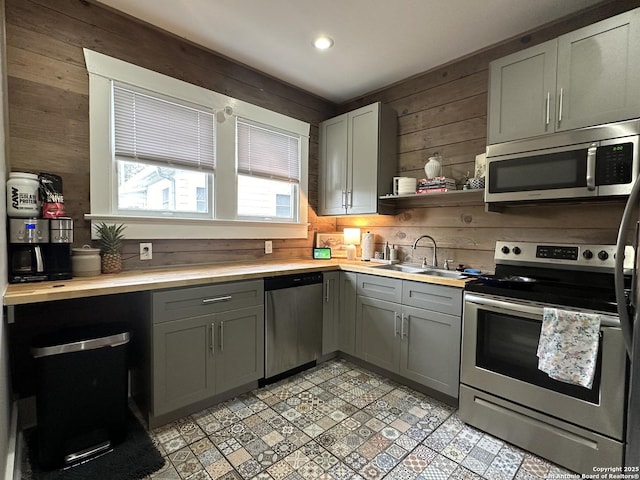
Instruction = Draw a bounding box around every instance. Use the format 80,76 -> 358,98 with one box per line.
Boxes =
237,119 -> 300,182
113,85 -> 215,170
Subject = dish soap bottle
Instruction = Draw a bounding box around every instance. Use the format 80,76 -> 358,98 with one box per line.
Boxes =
384,241 -> 390,260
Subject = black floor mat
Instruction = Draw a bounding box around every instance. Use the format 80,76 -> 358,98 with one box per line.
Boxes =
25,410 -> 165,480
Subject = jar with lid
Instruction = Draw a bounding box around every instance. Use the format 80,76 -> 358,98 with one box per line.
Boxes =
6,172 -> 40,218
71,245 -> 102,277
424,153 -> 443,179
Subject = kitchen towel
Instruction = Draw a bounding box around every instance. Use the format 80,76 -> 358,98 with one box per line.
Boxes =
536,307 -> 601,389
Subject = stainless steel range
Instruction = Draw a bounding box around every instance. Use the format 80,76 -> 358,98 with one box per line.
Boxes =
459,241 -> 634,475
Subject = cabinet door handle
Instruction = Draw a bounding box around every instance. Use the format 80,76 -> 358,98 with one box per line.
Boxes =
210,323 -> 215,353
325,280 -> 330,303
394,312 -> 400,337
220,321 -> 224,352
341,190 -> 347,209
401,313 -> 408,339
545,92 -> 550,126
558,87 -> 564,123
347,190 -> 353,209
586,144 -> 597,191
202,295 -> 232,304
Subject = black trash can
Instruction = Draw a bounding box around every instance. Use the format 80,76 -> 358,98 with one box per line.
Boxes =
31,323 -> 130,469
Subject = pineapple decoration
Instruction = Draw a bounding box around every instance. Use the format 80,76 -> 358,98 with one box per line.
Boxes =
94,222 -> 126,274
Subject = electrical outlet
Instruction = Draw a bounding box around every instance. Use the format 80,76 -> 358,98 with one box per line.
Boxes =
139,242 -> 153,260
265,240 -> 273,254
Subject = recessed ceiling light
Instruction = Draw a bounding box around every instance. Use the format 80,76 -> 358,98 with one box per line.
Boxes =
313,35 -> 334,50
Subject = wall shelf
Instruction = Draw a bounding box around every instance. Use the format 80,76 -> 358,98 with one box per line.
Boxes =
378,189 -> 485,210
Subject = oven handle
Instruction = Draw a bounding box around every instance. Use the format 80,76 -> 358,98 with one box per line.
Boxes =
464,294 -> 620,327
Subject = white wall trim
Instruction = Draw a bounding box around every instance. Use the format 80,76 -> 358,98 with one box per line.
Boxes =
3,401 -> 17,480
84,214 -> 309,239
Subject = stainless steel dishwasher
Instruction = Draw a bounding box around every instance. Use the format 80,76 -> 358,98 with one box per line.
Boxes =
264,272 -> 323,382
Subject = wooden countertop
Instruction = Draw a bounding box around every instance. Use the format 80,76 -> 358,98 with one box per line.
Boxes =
4,259 -> 471,306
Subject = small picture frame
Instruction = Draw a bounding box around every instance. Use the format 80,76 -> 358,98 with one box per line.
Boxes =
315,233 -> 346,258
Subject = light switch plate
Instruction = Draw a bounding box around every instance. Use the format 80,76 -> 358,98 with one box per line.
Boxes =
265,240 -> 273,254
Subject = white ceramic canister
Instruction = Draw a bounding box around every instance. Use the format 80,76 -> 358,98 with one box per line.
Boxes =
71,245 -> 102,277
361,232 -> 375,260
6,172 -> 40,218
424,154 -> 443,179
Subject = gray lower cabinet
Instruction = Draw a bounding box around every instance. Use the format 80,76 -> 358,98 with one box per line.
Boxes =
322,271 -> 340,354
153,313 -> 216,416
355,274 -> 462,398
356,295 -> 400,373
214,305 -> 264,393
337,272 -> 357,355
152,280 -> 264,417
399,304 -> 461,397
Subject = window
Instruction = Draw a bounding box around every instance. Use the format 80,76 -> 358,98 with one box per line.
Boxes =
113,85 -> 214,218
237,119 -> 300,222
83,49 -> 309,240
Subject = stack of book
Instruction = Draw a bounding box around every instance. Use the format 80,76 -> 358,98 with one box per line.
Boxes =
416,176 -> 457,194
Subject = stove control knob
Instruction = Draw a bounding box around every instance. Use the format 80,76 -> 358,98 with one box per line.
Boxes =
598,250 -> 609,261
501,246 -> 510,254
583,250 -> 594,260
512,246 -> 521,255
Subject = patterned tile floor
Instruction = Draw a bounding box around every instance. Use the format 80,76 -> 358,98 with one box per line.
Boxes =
22,359 -> 575,479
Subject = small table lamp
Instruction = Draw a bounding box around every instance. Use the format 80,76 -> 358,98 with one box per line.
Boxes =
343,228 -> 361,260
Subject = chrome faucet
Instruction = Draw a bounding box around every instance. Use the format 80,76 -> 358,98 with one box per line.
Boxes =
412,235 -> 438,268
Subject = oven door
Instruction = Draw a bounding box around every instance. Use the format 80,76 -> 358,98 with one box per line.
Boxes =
461,292 -> 626,440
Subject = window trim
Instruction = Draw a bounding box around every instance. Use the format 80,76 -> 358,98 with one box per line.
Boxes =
84,48 -> 309,240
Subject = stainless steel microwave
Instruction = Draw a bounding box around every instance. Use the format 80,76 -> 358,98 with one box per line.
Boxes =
485,119 -> 640,205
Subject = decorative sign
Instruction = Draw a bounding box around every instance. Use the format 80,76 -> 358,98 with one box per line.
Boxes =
315,233 -> 346,258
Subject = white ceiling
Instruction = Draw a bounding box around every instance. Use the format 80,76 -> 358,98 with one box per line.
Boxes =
95,0 -> 604,104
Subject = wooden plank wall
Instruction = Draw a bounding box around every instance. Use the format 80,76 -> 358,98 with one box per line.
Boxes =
338,0 -> 640,272
4,0 -> 337,269
6,0 -> 640,273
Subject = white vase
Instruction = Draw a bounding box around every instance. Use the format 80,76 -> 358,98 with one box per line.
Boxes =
424,155 -> 442,179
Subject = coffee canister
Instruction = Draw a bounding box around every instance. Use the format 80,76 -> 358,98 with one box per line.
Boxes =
71,245 -> 101,277
7,172 -> 40,218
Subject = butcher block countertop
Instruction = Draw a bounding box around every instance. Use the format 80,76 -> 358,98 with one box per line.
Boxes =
4,259 -> 472,306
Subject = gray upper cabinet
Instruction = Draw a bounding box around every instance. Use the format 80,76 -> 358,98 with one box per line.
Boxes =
488,40 -> 558,143
319,102 -> 397,215
152,280 -> 264,417
556,10 -> 640,132
488,8 -> 640,144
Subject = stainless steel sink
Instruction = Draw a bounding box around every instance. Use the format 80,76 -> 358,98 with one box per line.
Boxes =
376,264 -> 425,273
375,264 -> 468,279
420,269 -> 468,279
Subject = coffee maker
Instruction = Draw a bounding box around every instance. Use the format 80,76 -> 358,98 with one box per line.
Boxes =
8,218 -> 49,283
8,218 -> 73,283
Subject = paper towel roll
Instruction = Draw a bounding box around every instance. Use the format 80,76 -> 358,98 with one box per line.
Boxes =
361,232 -> 375,260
